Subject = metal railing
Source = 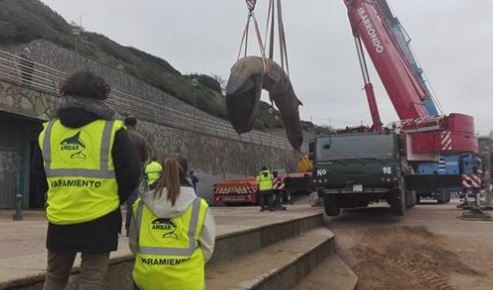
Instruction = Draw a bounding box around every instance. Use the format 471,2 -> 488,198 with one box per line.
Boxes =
0,49 -> 292,150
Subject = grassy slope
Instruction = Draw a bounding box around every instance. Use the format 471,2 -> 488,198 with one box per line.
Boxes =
0,0 -> 284,130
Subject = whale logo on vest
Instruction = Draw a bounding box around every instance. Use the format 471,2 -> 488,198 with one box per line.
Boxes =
60,132 -> 86,160
151,218 -> 178,240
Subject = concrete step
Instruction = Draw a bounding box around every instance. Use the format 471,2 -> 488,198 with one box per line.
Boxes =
208,207 -> 323,266
0,206 -> 323,290
206,227 -> 335,290
290,254 -> 358,290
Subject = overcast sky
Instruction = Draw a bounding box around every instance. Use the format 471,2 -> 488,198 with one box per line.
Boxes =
40,0 -> 493,135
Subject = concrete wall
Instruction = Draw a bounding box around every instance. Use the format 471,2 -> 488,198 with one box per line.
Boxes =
0,78 -> 298,201
138,119 -> 297,200
8,40 -> 230,125
0,80 -> 57,208
0,41 -> 299,202
0,80 -> 58,121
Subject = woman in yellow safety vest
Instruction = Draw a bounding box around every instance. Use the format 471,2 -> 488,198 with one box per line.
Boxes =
32,71 -> 141,290
129,154 -> 216,290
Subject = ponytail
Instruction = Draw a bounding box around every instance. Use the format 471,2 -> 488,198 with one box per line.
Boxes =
154,154 -> 188,206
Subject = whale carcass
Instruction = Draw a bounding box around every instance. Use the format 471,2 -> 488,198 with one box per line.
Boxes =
225,56 -> 303,150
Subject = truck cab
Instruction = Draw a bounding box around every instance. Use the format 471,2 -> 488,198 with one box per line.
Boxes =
310,131 -> 416,216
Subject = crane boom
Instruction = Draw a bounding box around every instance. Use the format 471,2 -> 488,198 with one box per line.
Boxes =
346,0 -> 428,120
344,0 -> 477,155
376,0 -> 439,116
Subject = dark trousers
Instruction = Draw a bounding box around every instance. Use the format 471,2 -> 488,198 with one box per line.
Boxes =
259,190 -> 274,209
273,190 -> 282,207
125,187 -> 139,233
43,251 -> 110,290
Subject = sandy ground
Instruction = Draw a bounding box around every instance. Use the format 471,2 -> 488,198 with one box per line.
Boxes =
325,199 -> 493,290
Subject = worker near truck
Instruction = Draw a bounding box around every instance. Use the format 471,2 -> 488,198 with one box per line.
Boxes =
188,170 -> 199,192
272,171 -> 287,211
257,166 -> 275,211
145,157 -> 163,189
32,71 -> 141,290
129,154 -> 215,290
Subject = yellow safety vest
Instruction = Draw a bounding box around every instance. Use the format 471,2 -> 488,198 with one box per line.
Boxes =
133,197 -> 208,290
38,119 -> 123,225
257,170 -> 274,191
145,161 -> 163,186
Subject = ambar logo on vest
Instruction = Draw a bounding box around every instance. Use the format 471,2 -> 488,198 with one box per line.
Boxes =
151,218 -> 178,240
60,131 -> 87,160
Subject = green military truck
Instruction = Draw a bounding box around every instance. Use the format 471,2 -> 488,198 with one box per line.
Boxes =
309,131 -> 416,216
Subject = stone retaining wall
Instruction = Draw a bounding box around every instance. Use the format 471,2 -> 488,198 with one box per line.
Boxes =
0,40 -> 298,201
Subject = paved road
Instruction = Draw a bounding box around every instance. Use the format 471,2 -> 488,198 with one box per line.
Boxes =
324,199 -> 493,290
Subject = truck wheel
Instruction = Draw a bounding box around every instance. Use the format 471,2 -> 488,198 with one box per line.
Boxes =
406,190 -> 416,209
323,195 -> 340,216
436,193 -> 444,204
444,192 -> 451,203
391,189 -> 405,216
437,192 -> 451,204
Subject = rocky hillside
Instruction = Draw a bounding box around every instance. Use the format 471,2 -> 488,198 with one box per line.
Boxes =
0,0 -> 286,130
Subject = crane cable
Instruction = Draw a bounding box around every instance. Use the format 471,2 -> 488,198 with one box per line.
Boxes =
237,0 -> 268,73
263,0 -> 291,109
265,0 -> 290,76
276,0 -> 290,75
246,0 -> 256,11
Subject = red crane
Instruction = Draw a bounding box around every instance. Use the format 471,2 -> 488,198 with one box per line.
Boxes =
343,0 -> 477,157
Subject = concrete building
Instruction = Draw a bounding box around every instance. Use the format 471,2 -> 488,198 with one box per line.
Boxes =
0,112 -> 42,208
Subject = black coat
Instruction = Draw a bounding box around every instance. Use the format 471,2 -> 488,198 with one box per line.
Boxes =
31,108 -> 142,252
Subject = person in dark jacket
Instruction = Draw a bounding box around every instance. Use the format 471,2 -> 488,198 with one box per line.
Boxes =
31,71 -> 141,290
19,47 -> 34,85
123,116 -> 149,235
188,170 -> 199,191
124,116 -> 149,164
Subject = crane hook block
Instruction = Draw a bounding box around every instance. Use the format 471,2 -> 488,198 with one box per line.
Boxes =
246,0 -> 257,12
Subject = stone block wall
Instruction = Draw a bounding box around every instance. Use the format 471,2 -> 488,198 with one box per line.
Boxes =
138,119 -> 298,200
8,40 -> 229,125
0,41 -> 299,202
0,80 -> 58,121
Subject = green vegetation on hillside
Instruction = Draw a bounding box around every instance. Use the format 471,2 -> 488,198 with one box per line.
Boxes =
0,0 -> 290,130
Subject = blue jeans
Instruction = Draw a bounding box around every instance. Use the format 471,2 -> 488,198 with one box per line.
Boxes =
125,188 -> 139,233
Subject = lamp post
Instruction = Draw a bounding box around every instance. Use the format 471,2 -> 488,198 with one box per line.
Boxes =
71,22 -> 82,67
12,194 -> 23,221
73,30 -> 80,66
